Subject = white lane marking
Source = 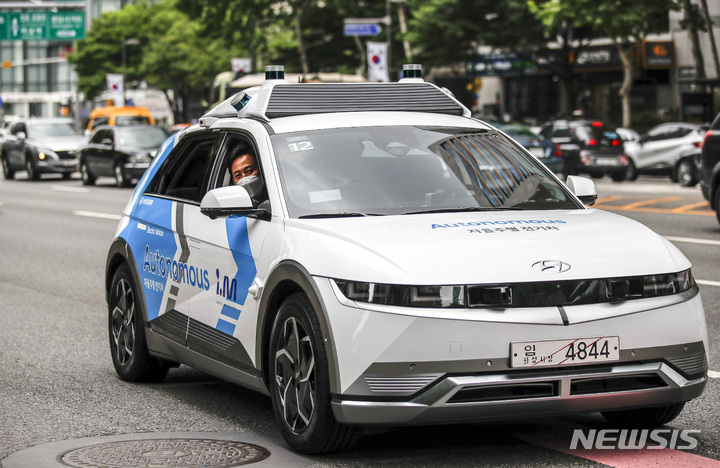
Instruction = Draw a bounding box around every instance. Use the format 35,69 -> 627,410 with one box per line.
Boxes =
73,210 -> 121,220
665,235 -> 720,246
52,186 -> 89,193
697,279 -> 720,288
709,371 -> 720,379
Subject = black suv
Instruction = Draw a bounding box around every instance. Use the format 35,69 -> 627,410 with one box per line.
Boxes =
539,119 -> 627,181
699,112 -> 720,225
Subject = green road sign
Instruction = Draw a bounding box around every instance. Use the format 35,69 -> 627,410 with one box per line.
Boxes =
0,10 -> 85,41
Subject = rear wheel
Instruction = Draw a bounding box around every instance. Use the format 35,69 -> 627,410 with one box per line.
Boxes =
715,187 -> 720,226
25,158 -> 38,180
108,263 -> 170,382
80,162 -> 96,185
602,403 -> 685,428
2,157 -> 14,180
268,293 -> 361,454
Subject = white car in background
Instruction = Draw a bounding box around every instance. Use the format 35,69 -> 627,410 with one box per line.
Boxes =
624,122 -> 705,183
105,66 -> 709,454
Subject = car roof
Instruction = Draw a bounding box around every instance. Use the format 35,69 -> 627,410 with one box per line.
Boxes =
199,78 -> 472,132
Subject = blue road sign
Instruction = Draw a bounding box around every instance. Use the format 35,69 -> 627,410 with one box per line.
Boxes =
344,23 -> 381,36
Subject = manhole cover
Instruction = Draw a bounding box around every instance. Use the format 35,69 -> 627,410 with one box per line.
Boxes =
60,438 -> 270,467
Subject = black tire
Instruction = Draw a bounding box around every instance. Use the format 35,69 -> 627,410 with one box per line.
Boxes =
80,161 -> 96,186
2,156 -> 14,180
625,159 -> 638,181
25,158 -> 38,180
268,293 -> 361,454
601,403 -> 685,428
715,187 -> 720,227
676,158 -> 697,187
108,263 -> 170,382
610,171 -> 626,182
114,161 -> 129,187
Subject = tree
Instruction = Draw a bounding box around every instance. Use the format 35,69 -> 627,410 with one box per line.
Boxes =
68,0 -> 230,122
405,0 -> 545,75
529,0 -> 680,128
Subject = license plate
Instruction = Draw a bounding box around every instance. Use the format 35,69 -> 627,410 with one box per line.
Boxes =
529,147 -> 545,158
594,157 -> 618,166
510,336 -> 619,368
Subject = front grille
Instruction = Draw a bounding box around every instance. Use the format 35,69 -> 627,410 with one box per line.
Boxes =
447,382 -> 558,404
56,151 -> 77,159
570,374 -> 667,395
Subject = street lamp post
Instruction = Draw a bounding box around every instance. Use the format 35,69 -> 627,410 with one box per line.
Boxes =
121,38 -> 140,106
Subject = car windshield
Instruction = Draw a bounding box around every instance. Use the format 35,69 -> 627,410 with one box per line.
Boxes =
116,115 -> 151,125
272,126 -> 580,218
117,126 -> 168,147
31,122 -> 82,137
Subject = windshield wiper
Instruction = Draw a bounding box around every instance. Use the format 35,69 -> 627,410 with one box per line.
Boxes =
299,212 -> 383,219
402,206 -> 522,215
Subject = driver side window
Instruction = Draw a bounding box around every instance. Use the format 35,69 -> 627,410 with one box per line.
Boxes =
147,135 -> 221,203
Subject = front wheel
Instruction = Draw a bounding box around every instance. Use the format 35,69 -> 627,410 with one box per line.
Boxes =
114,162 -> 129,187
714,187 -> 720,227
676,158 -> 697,187
81,162 -> 96,186
25,158 -> 38,180
108,263 -> 170,382
268,293 -> 361,454
601,403 -> 685,428
625,159 -> 638,181
2,157 -> 14,180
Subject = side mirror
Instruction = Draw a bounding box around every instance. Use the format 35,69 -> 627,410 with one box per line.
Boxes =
565,175 -> 597,206
200,185 -> 267,219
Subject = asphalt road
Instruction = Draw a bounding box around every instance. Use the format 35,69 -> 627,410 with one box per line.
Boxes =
1,173 -> 719,468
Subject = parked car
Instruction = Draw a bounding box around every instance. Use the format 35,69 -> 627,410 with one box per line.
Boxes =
699,112 -> 720,224
485,120 -> 563,173
1,117 -> 85,180
624,123 -> 705,183
539,119 -> 628,181
106,67 -> 708,454
79,124 -> 170,187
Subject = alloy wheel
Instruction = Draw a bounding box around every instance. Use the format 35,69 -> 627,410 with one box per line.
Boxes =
274,316 -> 316,434
111,278 -> 136,367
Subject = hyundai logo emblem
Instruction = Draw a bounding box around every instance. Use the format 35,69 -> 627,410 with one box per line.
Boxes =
532,260 -> 571,273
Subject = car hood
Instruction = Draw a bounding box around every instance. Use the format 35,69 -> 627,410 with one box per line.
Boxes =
33,135 -> 86,151
283,209 -> 689,285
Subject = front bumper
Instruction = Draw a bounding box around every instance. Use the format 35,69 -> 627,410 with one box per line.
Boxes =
315,278 -> 709,426
37,158 -> 78,174
123,162 -> 151,180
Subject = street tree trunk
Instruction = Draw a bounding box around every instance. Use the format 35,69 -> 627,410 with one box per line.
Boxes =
617,44 -> 634,128
699,0 -> 720,79
682,0 -> 707,89
293,2 -> 309,75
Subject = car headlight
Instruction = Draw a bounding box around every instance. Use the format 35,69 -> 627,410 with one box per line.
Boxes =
334,269 -> 694,308
128,153 -> 152,164
37,150 -> 58,160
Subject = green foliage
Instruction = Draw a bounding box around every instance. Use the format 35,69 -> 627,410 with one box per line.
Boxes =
405,0 -> 545,71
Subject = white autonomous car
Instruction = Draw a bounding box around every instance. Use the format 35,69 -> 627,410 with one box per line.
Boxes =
106,65 -> 708,454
